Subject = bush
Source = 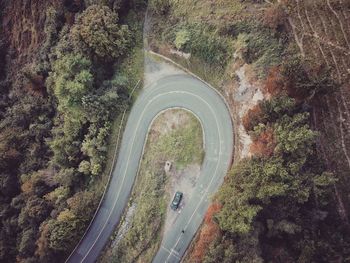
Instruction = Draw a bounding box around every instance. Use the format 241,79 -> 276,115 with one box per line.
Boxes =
71,5 -> 131,60
186,25 -> 232,66
169,24 -> 233,67
51,53 -> 93,114
18,228 -> 36,256
174,29 -> 190,50
242,104 -> 264,132
244,30 -> 284,78
47,219 -> 83,252
282,56 -> 339,99
150,0 -> 171,15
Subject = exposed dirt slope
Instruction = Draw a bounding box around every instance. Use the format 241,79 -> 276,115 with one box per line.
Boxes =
1,0 -> 65,82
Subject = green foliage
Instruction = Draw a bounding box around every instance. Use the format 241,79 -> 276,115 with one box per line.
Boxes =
47,191 -> 97,252
244,30 -> 284,78
260,95 -> 296,122
216,98 -> 332,235
149,0 -> 171,15
164,23 -> 232,67
47,218 -> 83,252
156,114 -> 204,169
274,112 -> 317,159
54,168 -> 77,187
71,5 -> 131,60
51,53 -> 93,118
81,122 -> 111,176
174,29 -> 190,50
81,89 -> 121,122
216,158 -> 287,234
245,95 -> 297,134
49,118 -> 84,168
266,219 -> 301,236
230,25 -> 284,78
18,228 -> 36,256
282,55 -> 339,98
67,191 -> 97,220
0,0 -> 142,261
203,230 -> 263,263
214,90 -> 343,261
44,187 -> 70,206
18,196 -> 51,228
78,160 -> 91,175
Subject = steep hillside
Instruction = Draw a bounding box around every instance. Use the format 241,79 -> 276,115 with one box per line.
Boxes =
0,1 -> 146,262
286,0 -> 350,222
147,0 -> 350,261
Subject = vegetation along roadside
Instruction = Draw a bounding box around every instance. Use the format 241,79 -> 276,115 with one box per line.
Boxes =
0,1 -> 146,262
148,0 -> 350,262
98,109 -> 204,263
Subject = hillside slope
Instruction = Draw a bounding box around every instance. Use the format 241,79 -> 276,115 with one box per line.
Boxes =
0,1 -> 145,262
147,0 -> 350,261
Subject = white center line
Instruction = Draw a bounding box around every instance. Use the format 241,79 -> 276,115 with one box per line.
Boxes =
79,90 -> 220,262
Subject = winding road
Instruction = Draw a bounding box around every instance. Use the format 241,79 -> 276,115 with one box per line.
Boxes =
66,74 -> 234,263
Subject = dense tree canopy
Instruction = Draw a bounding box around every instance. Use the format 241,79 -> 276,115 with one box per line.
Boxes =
71,5 -> 131,60
0,1 -> 140,262
51,53 -> 93,117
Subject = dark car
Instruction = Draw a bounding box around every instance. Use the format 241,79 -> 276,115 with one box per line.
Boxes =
170,191 -> 183,210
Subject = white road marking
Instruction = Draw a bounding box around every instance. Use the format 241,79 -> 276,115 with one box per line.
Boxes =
78,89 -> 224,263
161,246 -> 181,260
164,91 -> 224,263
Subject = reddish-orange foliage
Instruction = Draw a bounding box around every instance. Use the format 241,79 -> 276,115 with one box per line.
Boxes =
250,127 -> 276,156
21,180 -> 34,194
264,66 -> 285,96
189,203 -> 222,263
204,202 -> 222,224
242,104 -> 264,132
262,4 -> 287,30
35,222 -> 50,260
25,73 -> 47,97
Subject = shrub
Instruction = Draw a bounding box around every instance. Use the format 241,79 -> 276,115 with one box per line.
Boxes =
189,203 -> 222,263
262,4 -> 287,31
250,127 -> 276,157
264,66 -> 285,95
150,0 -> 171,15
282,56 -> 338,99
242,104 -> 264,132
71,5 -> 131,60
169,24 -> 233,67
186,25 -> 232,66
174,29 -> 190,50
242,29 -> 284,78
18,228 -> 36,256
51,53 -> 93,117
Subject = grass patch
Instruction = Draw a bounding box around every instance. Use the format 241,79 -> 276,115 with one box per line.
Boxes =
155,113 -> 204,169
169,0 -> 244,28
149,1 -> 284,88
99,110 -> 204,263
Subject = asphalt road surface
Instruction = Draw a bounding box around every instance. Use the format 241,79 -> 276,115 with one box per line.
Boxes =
66,74 -> 234,263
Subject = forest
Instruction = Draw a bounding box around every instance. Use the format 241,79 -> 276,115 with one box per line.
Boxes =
0,1 -> 145,262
